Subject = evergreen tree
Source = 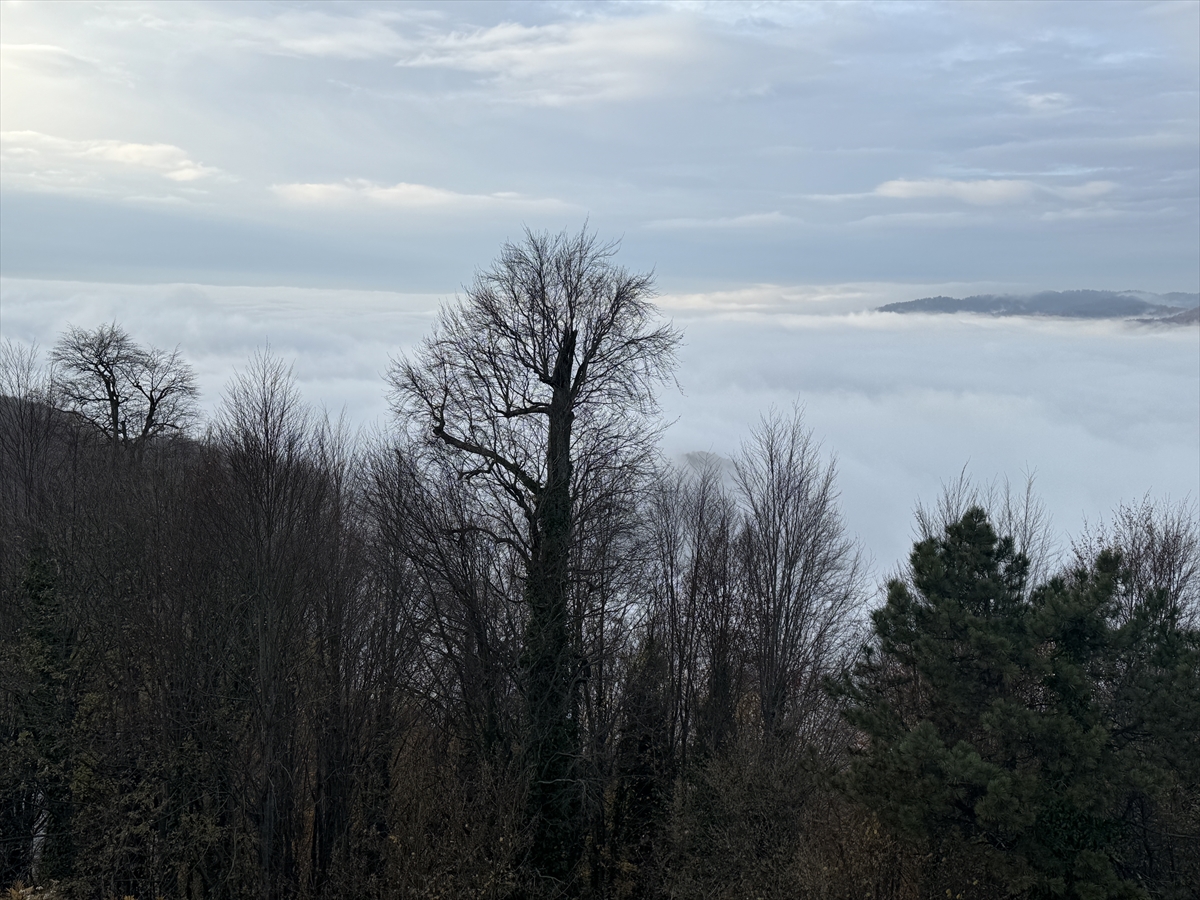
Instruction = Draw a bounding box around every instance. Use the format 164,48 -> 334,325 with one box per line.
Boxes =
839,507 -> 1199,898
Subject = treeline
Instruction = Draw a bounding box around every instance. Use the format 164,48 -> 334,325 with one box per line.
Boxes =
1,230 -> 1197,900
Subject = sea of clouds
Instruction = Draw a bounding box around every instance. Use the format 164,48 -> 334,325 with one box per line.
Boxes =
2,277 -> 1196,577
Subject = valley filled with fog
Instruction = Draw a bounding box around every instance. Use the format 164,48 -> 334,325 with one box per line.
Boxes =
4,276 -> 1196,572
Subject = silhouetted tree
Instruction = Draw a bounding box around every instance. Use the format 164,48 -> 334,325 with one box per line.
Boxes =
390,227 -> 679,886
51,323 -> 197,450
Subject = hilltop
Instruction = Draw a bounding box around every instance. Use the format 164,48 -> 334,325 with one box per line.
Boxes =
878,289 -> 1200,321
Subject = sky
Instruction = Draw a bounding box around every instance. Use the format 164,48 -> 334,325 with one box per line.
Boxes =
1,0 -> 1198,572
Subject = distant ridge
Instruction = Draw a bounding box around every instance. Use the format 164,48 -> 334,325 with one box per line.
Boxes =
878,290 -> 1200,321
1155,305 -> 1200,326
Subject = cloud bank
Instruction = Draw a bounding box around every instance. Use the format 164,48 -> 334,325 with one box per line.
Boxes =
1,4 -> 1195,573
4,276 -> 1194,575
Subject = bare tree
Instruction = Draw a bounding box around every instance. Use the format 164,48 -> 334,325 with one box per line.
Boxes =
389,226 -> 680,882
0,340 -> 61,529
1074,495 -> 1200,627
214,350 -> 322,899
50,323 -> 198,449
733,409 -> 865,747
362,435 -> 522,760
686,462 -> 743,759
644,457 -> 742,769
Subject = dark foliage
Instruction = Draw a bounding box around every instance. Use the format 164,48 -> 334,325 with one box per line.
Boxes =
839,508 -> 1200,899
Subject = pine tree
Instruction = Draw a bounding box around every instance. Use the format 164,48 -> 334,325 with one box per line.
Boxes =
839,507 -> 1199,899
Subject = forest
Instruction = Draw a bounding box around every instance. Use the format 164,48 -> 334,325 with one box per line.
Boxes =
1,230 -> 1197,900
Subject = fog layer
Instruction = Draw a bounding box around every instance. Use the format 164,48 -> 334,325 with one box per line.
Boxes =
4,276 -> 1195,572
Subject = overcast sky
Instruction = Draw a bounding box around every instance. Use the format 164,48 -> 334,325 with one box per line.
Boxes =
1,0 -> 1197,571
3,0 -> 1198,288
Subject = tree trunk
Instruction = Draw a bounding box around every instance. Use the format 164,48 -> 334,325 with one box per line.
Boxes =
524,329 -> 582,885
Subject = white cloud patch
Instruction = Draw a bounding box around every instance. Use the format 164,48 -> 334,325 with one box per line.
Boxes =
874,177 -> 1116,206
79,6 -> 419,61
271,178 -> 571,213
396,15 -> 708,104
1018,91 -> 1072,112
876,178 -> 1035,205
0,40 -> 134,88
1052,181 -> 1118,201
233,9 -> 413,60
657,281 -> 1042,316
846,211 -> 972,229
1038,206 -> 1124,223
0,130 -> 222,195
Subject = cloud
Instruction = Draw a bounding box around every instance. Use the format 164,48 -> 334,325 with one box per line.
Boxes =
396,15 -> 708,104
657,280 -> 1048,317
874,178 -> 1117,206
92,5 -> 420,61
0,130 -> 222,195
1052,181 -> 1118,201
271,178 -> 571,213
846,211 -> 972,228
0,41 -> 135,90
0,2 -> 1193,291
235,9 -> 414,60
660,306 -> 1199,571
646,211 -> 796,230
1,42 -> 104,75
1038,206 -> 1124,223
875,178 -> 1036,205
658,283 -> 829,314
1017,91 -> 1071,112
0,276 -> 440,431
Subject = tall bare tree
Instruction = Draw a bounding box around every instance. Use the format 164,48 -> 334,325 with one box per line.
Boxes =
733,410 -> 865,746
215,350 -> 322,899
390,226 -> 680,884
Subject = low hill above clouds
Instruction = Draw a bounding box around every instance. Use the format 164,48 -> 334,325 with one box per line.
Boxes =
878,290 -> 1200,322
